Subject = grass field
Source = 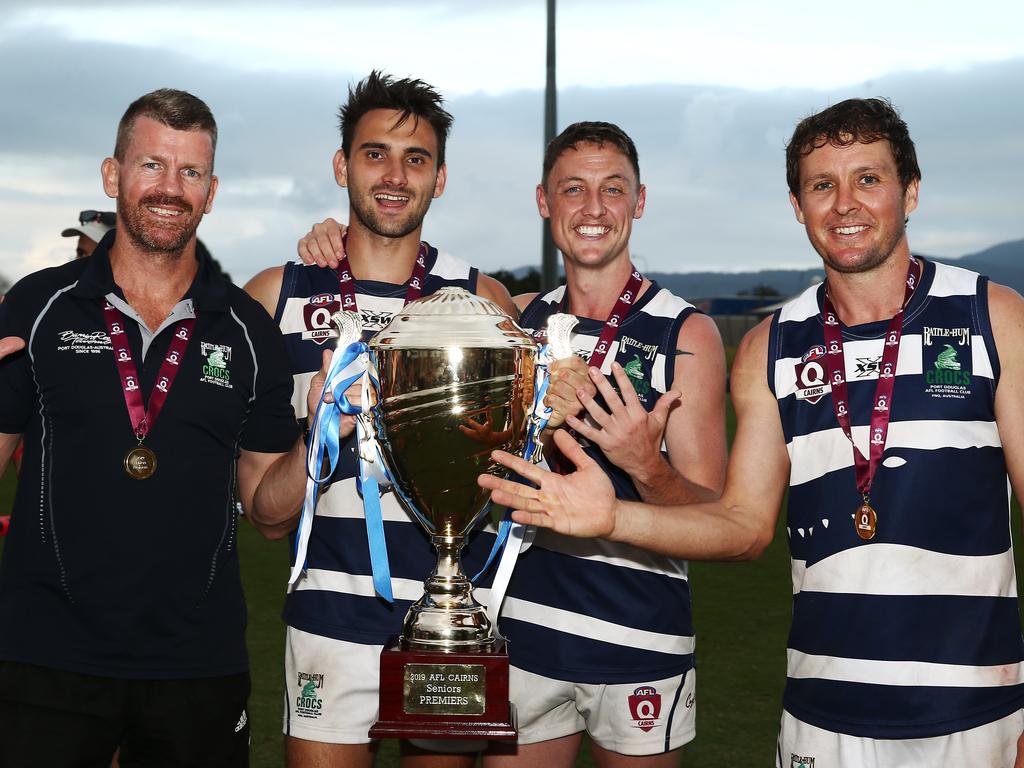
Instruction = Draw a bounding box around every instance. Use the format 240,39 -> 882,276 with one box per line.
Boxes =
2,421 -> 1022,766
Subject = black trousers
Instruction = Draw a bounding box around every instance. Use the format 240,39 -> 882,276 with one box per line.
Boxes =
0,662 -> 250,768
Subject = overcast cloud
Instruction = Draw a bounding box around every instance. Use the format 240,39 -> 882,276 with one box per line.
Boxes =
0,2 -> 1021,287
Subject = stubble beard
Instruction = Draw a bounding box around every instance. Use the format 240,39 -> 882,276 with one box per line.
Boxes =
816,221 -> 906,276
118,194 -> 202,257
349,188 -> 432,240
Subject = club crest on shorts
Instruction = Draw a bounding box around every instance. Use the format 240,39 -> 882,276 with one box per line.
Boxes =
294,671 -> 325,719
791,754 -> 814,768
627,685 -> 661,732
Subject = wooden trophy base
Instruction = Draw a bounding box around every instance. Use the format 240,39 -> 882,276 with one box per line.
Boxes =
369,638 -> 517,740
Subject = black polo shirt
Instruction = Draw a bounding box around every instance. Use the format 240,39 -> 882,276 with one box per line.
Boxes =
0,231 -> 298,679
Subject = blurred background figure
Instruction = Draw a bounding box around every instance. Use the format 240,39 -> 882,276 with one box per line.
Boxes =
61,209 -> 115,259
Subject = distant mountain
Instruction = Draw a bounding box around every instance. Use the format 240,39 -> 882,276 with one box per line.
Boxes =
497,238 -> 1024,305
939,239 -> 1024,293
651,238 -> 1024,304
647,268 -> 825,304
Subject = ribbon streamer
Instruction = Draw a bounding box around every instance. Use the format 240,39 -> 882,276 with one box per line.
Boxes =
474,314 -> 578,590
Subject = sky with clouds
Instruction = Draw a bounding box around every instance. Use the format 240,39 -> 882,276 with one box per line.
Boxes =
0,0 -> 1022,288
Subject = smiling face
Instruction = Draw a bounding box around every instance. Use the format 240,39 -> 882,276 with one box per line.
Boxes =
790,138 -> 918,275
102,115 -> 217,256
335,108 -> 446,240
537,141 -> 645,272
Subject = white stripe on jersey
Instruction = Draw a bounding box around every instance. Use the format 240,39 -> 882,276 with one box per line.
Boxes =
787,649 -> 1024,688
929,262 -> 985,297
644,288 -> 694,320
533,528 -> 689,580
791,544 -> 1017,597
776,262 -> 981,325
774,335 -> 993,400
291,569 -> 495,609
431,252 -> 473,281
787,420 -> 1002,486
305,478 -> 419,522
502,597 -> 694,656
778,283 -> 823,324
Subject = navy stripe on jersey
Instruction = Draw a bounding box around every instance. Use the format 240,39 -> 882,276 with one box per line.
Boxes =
784,680 -> 1024,740
503,282 -> 699,683
276,246 -> 497,646
769,258 -> 1024,738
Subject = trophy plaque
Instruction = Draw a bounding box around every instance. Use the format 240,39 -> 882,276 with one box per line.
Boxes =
366,287 -> 536,740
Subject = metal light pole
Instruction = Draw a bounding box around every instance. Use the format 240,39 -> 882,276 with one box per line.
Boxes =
541,0 -> 559,291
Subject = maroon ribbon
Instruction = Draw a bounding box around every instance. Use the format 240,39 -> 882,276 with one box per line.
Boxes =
562,264 -> 644,370
821,258 -> 921,502
103,300 -> 194,443
336,235 -> 428,313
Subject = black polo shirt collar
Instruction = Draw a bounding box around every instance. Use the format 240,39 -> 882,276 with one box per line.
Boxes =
69,228 -> 231,313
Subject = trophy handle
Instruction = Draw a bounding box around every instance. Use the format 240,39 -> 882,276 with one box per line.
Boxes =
331,310 -> 363,348
526,313 -> 579,463
546,313 -> 578,361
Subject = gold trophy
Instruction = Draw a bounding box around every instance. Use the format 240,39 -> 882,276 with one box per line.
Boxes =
365,287 -> 536,740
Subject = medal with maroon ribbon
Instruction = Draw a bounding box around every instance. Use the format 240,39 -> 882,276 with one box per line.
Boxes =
821,258 -> 921,540
103,301 -> 195,480
562,264 -> 643,370
336,235 -> 428,313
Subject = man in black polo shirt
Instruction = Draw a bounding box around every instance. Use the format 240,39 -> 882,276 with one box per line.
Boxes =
0,89 -> 311,766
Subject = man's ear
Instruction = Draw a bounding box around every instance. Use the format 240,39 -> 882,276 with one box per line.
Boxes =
536,184 -> 551,219
101,157 -> 120,199
333,149 -> 348,188
789,191 -> 806,225
432,163 -> 447,199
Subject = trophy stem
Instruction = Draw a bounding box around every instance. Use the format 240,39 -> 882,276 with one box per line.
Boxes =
401,534 -> 494,652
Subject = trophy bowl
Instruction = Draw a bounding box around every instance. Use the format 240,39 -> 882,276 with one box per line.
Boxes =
368,287 -> 536,652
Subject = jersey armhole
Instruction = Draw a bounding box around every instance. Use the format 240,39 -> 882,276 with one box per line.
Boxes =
766,309 -> 783,398
975,275 -> 999,386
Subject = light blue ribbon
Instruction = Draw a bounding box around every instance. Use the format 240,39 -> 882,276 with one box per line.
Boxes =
289,341 -> 395,602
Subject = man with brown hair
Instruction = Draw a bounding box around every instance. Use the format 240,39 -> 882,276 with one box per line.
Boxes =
0,88 -> 313,766
245,71 -> 517,768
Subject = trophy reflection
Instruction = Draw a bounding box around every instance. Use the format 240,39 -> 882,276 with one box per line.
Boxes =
366,287 -> 535,740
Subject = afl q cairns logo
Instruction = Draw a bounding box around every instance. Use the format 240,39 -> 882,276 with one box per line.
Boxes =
794,345 -> 831,404
628,686 -> 662,732
302,293 -> 341,344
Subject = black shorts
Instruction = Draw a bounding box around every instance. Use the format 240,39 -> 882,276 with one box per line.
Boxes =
0,661 -> 250,768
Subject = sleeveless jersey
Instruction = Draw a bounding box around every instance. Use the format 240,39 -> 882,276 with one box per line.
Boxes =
501,282 -> 699,683
769,258 -> 1024,739
277,246 -> 497,645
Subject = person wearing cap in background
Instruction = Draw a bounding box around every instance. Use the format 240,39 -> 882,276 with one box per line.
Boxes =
62,209 -> 116,259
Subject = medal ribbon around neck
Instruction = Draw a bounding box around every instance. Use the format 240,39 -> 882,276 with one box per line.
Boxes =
103,300 -> 194,470
561,264 -> 643,370
821,257 -> 921,538
336,234 -> 428,313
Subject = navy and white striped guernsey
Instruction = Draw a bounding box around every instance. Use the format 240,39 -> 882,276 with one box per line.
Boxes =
769,257 -> 1024,739
501,282 -> 699,684
276,245 -> 497,645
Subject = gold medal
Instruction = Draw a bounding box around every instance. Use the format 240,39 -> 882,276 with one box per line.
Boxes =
854,501 -> 877,541
124,445 -> 157,480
